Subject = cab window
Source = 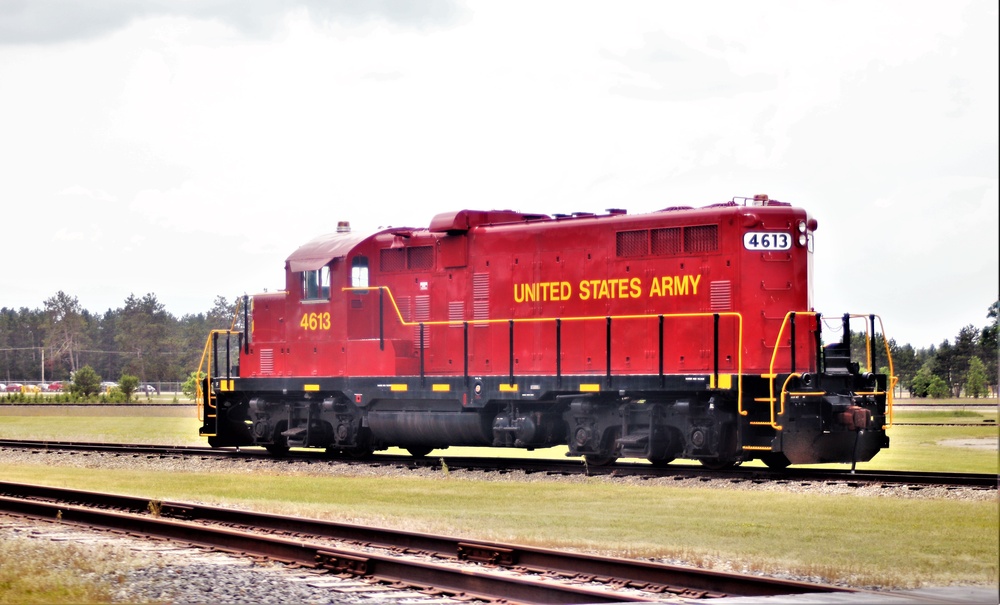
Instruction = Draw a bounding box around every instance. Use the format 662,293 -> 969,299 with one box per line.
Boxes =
302,266 -> 330,300
351,256 -> 369,288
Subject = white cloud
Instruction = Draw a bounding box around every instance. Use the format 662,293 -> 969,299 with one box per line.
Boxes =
0,0 -> 995,347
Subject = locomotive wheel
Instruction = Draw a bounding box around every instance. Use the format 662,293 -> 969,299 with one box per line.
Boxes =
346,445 -> 374,459
406,446 -> 433,458
583,427 -> 620,467
647,456 -> 675,468
583,453 -> 619,466
265,423 -> 290,457
760,453 -> 791,470
265,441 -> 289,457
699,458 -> 739,470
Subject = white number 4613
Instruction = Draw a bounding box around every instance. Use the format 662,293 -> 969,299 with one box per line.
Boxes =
743,232 -> 790,250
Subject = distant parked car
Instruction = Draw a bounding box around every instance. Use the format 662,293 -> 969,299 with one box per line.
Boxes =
99,381 -> 118,392
6,383 -> 23,393
138,384 -> 159,394
46,382 -> 64,392
0,384 -> 6,392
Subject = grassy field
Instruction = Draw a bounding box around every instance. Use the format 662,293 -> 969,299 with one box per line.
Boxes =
0,457 -> 995,590
1,403 -> 995,472
0,402 -> 996,600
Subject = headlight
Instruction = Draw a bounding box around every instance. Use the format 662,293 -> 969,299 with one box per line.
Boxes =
797,220 -> 807,233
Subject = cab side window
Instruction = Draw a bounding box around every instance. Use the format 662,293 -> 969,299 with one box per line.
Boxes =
302,266 -> 330,300
351,256 -> 369,289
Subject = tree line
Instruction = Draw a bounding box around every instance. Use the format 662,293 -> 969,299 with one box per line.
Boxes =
851,300 -> 997,397
1,292 -> 997,398
1,291 -> 237,387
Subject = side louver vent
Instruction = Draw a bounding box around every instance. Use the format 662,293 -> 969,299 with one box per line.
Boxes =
710,280 -> 732,311
259,349 -> 274,375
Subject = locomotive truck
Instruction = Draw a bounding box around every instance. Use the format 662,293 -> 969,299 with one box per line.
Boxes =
197,195 -> 895,468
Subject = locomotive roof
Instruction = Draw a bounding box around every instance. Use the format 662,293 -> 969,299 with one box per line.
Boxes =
286,197 -> 801,272
286,230 -> 372,272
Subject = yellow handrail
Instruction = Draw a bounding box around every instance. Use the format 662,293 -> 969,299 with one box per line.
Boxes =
195,329 -> 241,425
765,311 -> 818,429
844,313 -> 897,428
197,297 -> 246,426
765,311 -> 897,432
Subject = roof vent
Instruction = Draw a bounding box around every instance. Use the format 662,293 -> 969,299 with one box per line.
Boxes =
337,221 -> 351,233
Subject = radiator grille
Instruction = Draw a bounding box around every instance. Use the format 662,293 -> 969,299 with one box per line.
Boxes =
617,224 -> 719,257
685,225 -> 718,253
407,246 -> 434,270
616,230 -> 648,257
379,248 -> 405,272
651,227 -> 682,255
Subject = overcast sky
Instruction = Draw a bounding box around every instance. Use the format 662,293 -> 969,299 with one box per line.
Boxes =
1,0 -> 997,349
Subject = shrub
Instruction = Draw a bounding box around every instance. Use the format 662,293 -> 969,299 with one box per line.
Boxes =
71,366 -> 102,397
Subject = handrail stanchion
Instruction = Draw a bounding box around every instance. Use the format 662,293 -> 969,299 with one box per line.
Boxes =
789,312 -> 797,374
242,295 -> 249,355
463,321 -> 469,386
658,315 -> 664,388
212,332 -> 219,379
419,323 -> 425,387
508,319 -> 515,387
842,313 -> 851,350
555,318 -> 562,388
814,312 -> 823,373
606,316 -> 612,388
713,313 -> 720,388
379,287 -> 385,351
869,314 -> 877,373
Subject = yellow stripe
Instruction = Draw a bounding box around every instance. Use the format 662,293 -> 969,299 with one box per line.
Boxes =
304,384 -> 320,392
579,384 -> 601,392
432,384 -> 450,392
499,383 -> 518,392
742,445 -> 773,451
390,384 -> 408,392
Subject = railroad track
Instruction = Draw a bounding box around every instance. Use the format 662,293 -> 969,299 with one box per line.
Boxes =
0,438 -> 995,489
0,480 -> 851,603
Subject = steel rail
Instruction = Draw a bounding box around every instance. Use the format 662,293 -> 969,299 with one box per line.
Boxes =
0,481 -> 852,600
1,438 -> 996,488
0,490 -> 656,604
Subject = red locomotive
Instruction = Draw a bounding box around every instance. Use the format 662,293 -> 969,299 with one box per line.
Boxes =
198,195 -> 895,468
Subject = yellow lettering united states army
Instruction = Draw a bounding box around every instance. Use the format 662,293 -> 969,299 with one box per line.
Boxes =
513,281 -> 573,303
513,274 -> 702,304
648,274 -> 701,297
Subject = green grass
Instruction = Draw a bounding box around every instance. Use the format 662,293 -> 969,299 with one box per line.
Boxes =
893,396 -> 998,404
2,406 -> 995,473
0,461 -> 995,590
893,409 -> 996,423
0,415 -> 203,445
0,405 -> 997,595
872,424 -> 997,473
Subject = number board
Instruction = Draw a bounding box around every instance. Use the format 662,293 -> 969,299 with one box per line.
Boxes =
743,232 -> 791,251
